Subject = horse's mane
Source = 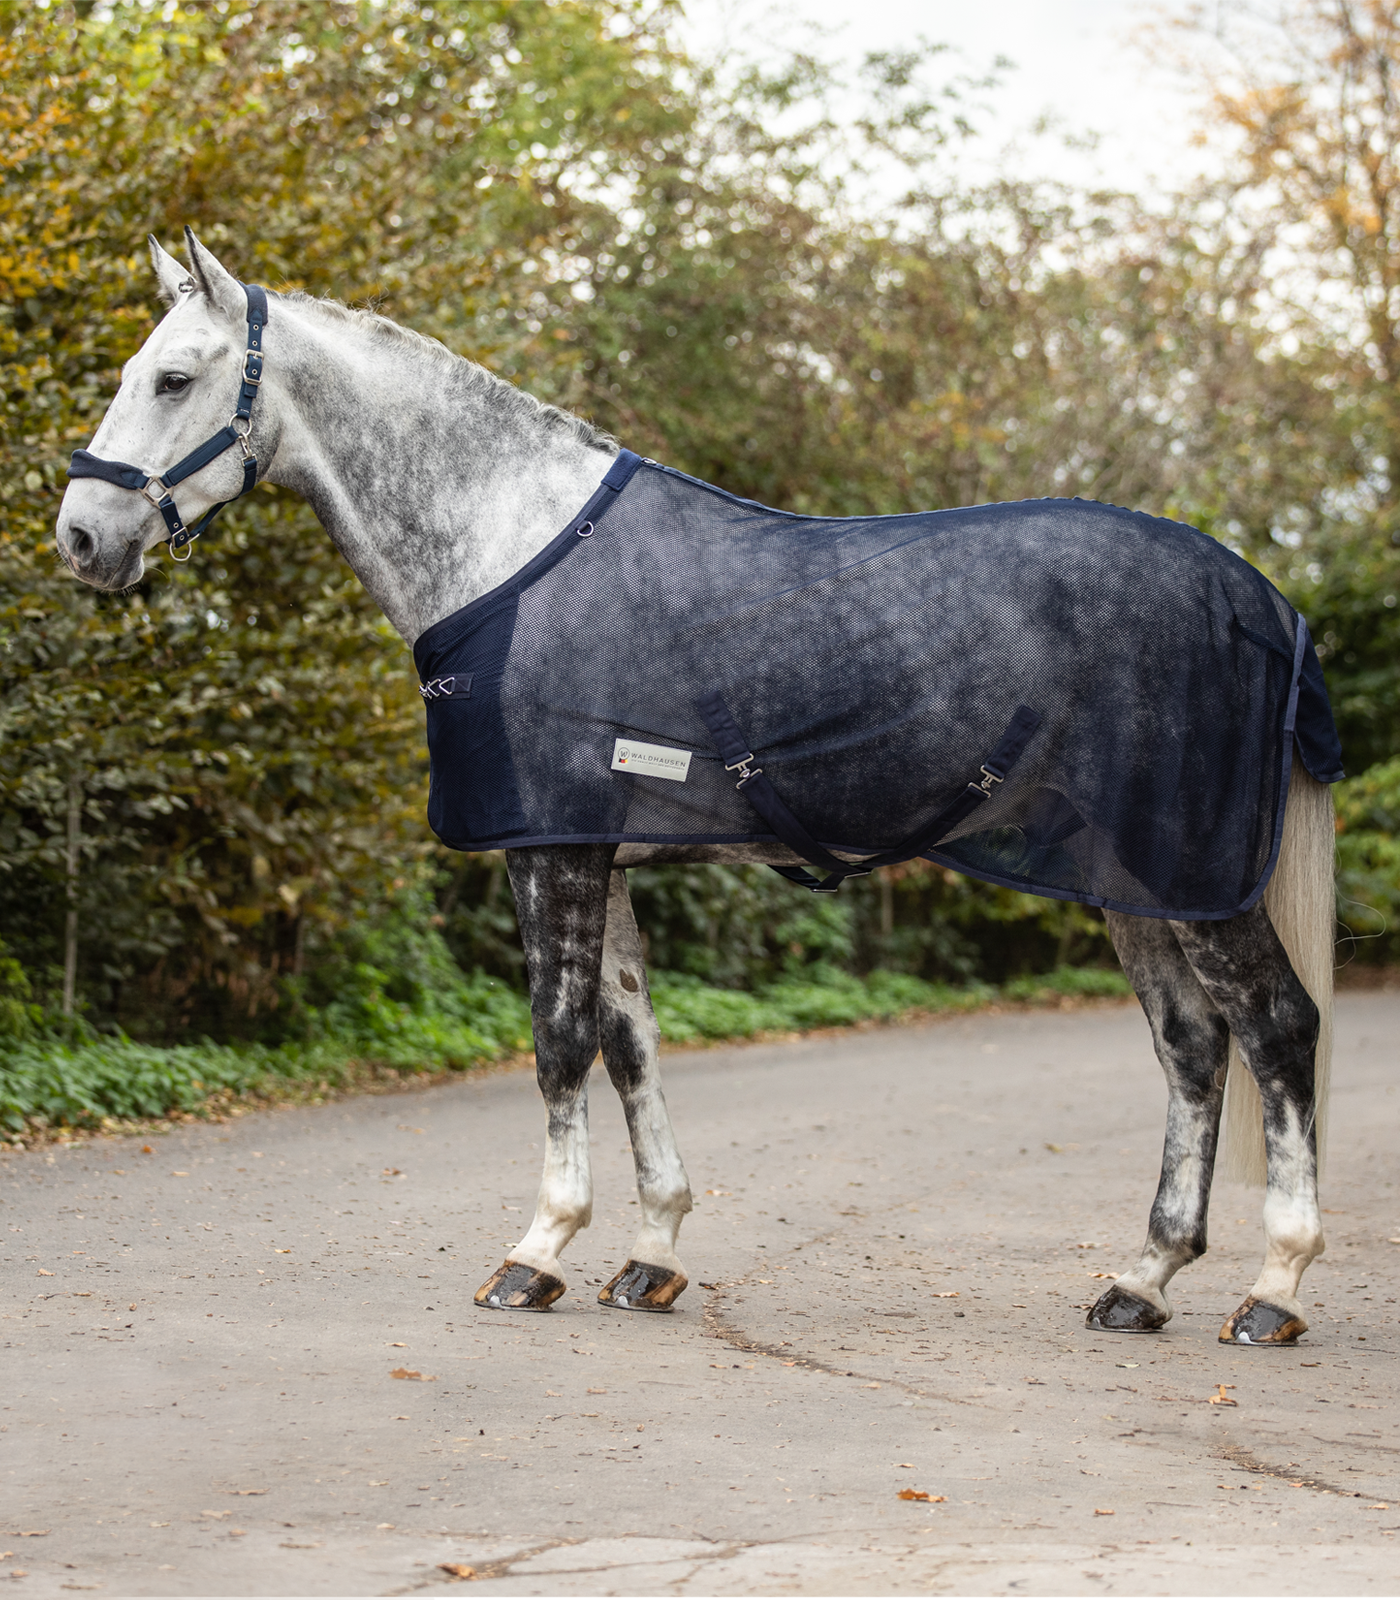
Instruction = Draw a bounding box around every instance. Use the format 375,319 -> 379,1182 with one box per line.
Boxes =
280,289 -> 617,455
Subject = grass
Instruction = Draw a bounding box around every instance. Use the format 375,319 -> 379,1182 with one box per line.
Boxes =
0,964 -> 1129,1141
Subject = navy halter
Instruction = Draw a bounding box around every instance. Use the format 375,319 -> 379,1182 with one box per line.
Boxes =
67,282 -> 268,561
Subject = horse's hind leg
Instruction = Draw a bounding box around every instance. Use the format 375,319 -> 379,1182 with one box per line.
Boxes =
474,844 -> 615,1314
1089,911 -> 1230,1333
595,870 -> 693,1311
1171,906 -> 1324,1345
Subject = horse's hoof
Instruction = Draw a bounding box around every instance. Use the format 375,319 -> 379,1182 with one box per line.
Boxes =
1085,1283 -> 1168,1333
474,1259 -> 565,1312
1218,1295 -> 1307,1345
598,1259 -> 687,1312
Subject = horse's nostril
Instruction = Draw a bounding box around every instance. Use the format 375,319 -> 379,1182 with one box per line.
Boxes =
67,525 -> 96,565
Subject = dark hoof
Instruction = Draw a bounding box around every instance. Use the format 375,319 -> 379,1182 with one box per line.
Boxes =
1085,1283 -> 1168,1333
474,1259 -> 565,1312
1219,1295 -> 1307,1345
598,1259 -> 687,1312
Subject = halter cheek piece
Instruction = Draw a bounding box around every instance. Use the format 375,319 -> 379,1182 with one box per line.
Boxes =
66,282 -> 268,563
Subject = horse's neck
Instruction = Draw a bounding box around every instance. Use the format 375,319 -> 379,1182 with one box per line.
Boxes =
265,305 -> 614,643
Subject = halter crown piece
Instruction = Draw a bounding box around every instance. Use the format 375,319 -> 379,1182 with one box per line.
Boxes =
66,282 -> 269,562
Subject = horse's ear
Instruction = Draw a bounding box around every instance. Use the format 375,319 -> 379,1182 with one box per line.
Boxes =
183,227 -> 246,323
148,235 -> 191,306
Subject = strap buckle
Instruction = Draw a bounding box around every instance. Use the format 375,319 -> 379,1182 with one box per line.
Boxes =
968,764 -> 1005,800
418,676 -> 462,700
725,751 -> 763,789
242,349 -> 263,385
139,475 -> 169,510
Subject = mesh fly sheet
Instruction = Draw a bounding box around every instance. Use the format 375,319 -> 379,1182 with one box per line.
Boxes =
413,450 -> 1344,920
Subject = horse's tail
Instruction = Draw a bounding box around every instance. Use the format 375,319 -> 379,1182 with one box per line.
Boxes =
1220,767 -> 1335,1186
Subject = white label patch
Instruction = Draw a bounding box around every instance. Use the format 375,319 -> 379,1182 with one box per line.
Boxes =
611,738 -> 692,782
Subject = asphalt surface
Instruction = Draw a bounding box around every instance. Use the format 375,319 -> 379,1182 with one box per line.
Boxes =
2,994 -> 1398,1597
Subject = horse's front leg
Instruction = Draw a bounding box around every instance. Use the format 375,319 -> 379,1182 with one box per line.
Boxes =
1089,912 -> 1230,1332
474,844 -> 615,1313
595,870 -> 693,1312
1171,906 -> 1325,1345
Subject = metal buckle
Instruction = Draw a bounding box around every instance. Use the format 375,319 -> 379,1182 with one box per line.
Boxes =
170,533 -> 195,563
724,751 -> 762,789
968,764 -> 1004,800
575,520 -> 594,538
228,415 -> 254,459
242,350 -> 263,385
418,676 -> 456,700
139,476 -> 169,509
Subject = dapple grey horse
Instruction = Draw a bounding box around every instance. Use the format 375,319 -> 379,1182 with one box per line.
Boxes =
56,232 -> 1335,1346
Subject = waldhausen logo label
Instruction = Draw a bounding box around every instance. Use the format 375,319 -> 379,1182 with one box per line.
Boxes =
611,738 -> 692,782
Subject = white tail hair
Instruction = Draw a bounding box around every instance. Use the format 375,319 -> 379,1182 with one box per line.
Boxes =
1219,767 -> 1335,1186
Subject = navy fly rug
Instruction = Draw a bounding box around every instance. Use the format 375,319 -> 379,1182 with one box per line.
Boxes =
413,450 -> 1343,919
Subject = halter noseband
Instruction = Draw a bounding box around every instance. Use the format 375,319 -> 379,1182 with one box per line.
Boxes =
67,282 -> 268,563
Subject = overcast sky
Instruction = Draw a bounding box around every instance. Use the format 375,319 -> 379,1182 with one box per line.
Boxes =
675,0 -> 1221,197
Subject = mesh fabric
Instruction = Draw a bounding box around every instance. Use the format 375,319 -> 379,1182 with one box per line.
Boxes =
413,451 -> 1344,920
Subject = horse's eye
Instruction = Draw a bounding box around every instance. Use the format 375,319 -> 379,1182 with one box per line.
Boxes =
160,373 -> 190,394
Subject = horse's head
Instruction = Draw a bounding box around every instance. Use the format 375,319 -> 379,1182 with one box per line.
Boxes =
57,230 -> 275,589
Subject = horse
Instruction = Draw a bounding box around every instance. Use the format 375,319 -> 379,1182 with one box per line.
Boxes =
56,231 -> 1339,1346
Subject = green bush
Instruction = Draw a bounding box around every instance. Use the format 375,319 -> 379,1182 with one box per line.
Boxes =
1335,757 -> 1400,961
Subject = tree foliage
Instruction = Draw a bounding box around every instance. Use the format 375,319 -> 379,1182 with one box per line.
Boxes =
6,0 -> 1400,1058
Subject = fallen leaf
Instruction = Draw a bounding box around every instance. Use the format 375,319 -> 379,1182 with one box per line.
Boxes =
227,1490 -> 266,1496
36,1269 -> 53,1277
141,1145 -> 153,1154
545,1390 -> 562,1397
863,1382 -> 881,1389
9,1532 -> 48,1538
388,1342 -> 406,1348
897,1489 -> 946,1502
128,1304 -> 136,1311
201,1510 -> 231,1519
1367,1504 -> 1390,1511
896,1462 -> 916,1468
274,1248 -> 290,1254
933,1290 -> 959,1298
149,1522 -> 170,1528
1089,1272 -> 1117,1280
1208,1384 -> 1238,1407
586,1387 -> 607,1395
390,1367 -> 435,1381
439,1563 -> 477,1580
172,1171 -> 189,1177
230,1528 -> 246,1537
382,1167 -> 402,1176
1094,1508 -> 1115,1516
280,1541 -> 322,1549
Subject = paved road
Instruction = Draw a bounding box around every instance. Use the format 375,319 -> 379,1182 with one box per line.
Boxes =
2,995 -> 1398,1597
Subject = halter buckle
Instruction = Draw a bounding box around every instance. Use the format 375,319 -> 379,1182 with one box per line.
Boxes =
139,476 -> 169,510
242,350 -> 263,385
